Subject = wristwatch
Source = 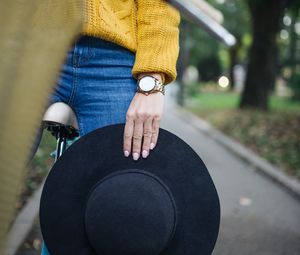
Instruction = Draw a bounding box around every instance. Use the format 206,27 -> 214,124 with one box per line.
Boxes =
136,75 -> 165,96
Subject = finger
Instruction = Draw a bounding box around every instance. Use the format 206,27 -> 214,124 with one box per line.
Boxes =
123,113 -> 134,157
150,116 -> 160,150
142,117 -> 153,158
132,118 -> 144,160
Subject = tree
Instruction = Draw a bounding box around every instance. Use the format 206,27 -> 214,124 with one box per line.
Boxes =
209,0 -> 250,89
288,4 -> 300,76
176,17 -> 222,105
177,19 -> 192,106
239,0 -> 291,110
280,2 -> 300,100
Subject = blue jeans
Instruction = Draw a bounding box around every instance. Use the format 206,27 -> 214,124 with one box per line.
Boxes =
41,35 -> 137,255
48,35 -> 136,136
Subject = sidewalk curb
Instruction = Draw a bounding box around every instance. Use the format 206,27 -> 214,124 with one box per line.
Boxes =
171,104 -> 300,200
5,182 -> 44,255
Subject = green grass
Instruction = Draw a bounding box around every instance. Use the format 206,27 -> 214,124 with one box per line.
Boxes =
189,91 -> 300,111
186,91 -> 300,179
270,96 -> 300,111
189,91 -> 239,110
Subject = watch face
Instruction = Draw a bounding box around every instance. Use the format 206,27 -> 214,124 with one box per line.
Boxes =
139,76 -> 156,92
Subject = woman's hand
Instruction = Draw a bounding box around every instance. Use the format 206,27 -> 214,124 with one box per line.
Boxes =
123,73 -> 164,160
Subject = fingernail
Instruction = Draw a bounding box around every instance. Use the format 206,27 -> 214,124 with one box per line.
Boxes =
133,152 -> 139,161
142,150 -> 148,158
124,150 -> 129,157
150,143 -> 155,150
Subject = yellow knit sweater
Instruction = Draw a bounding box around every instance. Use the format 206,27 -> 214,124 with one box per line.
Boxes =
82,0 -> 181,85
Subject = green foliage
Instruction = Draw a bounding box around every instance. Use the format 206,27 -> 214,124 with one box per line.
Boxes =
186,82 -> 201,98
197,56 -> 222,81
218,47 -> 230,71
208,0 -> 250,39
180,0 -> 251,83
17,131 -> 56,210
288,72 -> 300,101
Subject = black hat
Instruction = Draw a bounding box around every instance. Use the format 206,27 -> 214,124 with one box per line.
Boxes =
40,123 -> 220,255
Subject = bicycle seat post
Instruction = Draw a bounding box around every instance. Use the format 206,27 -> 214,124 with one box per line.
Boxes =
42,102 -> 80,160
55,129 -> 68,161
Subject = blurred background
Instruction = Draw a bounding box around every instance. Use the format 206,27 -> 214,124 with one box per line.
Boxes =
175,0 -> 300,178
2,0 -> 300,255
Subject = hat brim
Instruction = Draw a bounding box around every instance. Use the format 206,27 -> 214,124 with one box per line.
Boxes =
40,123 -> 220,255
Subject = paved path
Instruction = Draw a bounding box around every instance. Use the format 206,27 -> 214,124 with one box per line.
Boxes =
17,86 -> 300,255
161,87 -> 300,254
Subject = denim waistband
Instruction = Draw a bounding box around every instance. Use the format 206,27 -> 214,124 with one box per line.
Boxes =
75,35 -> 134,54
65,35 -> 136,68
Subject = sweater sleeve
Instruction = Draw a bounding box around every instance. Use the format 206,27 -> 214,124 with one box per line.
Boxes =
131,0 -> 181,85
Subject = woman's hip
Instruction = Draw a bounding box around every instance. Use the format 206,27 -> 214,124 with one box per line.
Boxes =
48,35 -> 137,135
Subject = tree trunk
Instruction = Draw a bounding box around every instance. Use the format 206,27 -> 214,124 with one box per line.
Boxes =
229,41 -> 240,91
229,46 -> 237,90
239,0 -> 288,110
177,20 -> 191,106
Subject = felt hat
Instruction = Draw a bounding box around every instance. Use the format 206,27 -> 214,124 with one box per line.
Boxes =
40,123 -> 220,255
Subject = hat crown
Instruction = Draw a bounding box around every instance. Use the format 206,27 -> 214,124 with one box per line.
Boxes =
84,170 -> 177,255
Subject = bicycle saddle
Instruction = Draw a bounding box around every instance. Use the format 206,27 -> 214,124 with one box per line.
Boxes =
43,102 -> 79,139
43,102 -> 79,130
